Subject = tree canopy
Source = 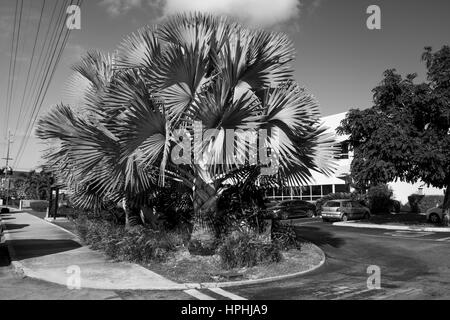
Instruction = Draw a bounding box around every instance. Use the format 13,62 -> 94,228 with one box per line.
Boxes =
338,46 -> 450,208
37,13 -> 337,235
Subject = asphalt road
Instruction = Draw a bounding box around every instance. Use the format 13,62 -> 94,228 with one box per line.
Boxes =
1,217 -> 449,300
228,218 -> 450,300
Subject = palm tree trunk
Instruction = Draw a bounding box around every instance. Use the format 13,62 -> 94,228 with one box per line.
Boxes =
443,185 -> 450,210
122,196 -> 132,229
188,177 -> 219,256
122,195 -> 144,229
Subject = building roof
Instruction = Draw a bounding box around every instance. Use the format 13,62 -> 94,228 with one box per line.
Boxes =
321,112 -> 348,143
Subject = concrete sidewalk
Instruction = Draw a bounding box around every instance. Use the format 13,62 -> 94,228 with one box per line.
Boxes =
333,220 -> 450,233
1,209 -> 185,290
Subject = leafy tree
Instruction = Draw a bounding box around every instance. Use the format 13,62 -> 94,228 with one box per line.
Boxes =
338,46 -> 450,209
11,171 -> 52,200
37,13 -> 337,253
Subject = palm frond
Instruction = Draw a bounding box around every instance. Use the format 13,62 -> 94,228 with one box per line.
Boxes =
115,26 -> 161,69
241,30 -> 295,89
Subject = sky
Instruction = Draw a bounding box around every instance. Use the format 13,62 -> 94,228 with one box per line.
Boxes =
0,0 -> 449,171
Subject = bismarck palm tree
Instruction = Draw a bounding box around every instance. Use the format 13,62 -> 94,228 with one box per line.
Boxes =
37,13 -> 337,254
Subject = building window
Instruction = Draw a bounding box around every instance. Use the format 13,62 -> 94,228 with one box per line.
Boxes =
335,184 -> 350,193
265,183 -> 351,201
322,185 -> 333,195
335,141 -> 349,159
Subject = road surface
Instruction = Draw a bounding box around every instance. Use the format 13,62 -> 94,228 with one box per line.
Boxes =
1,217 -> 449,300
227,218 -> 450,300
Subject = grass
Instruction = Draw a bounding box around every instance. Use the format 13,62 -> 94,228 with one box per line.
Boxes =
26,209 -> 324,284
52,219 -> 79,235
148,240 -> 323,284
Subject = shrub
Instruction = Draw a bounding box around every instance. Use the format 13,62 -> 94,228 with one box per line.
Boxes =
408,194 -> 425,213
271,221 -> 301,250
367,184 -> 393,214
74,214 -> 184,263
389,200 -> 401,213
316,192 -> 367,215
215,187 -> 268,238
418,195 -> 445,213
218,231 -> 282,270
58,206 -> 79,219
29,200 -> 49,212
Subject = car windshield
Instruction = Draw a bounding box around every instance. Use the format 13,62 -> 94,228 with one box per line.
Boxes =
324,201 -> 341,207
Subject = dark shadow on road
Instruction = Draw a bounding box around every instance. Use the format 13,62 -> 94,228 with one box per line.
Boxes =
4,224 -> 30,231
295,226 -> 345,248
0,247 -> 11,267
8,239 -> 82,260
0,213 -> 16,217
0,217 -> 15,221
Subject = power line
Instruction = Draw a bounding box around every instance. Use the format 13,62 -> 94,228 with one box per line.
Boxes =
4,0 -> 20,140
13,0 -> 47,140
5,0 -> 25,138
14,0 -> 83,168
13,0 -> 70,166
17,0 -> 66,133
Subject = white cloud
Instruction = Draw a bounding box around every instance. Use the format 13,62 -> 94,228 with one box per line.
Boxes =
162,0 -> 301,27
100,0 -> 144,16
100,0 -> 301,27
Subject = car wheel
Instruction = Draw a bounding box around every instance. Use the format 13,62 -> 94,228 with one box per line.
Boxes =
429,213 -> 441,224
341,214 -> 348,222
306,209 -> 315,218
322,218 -> 329,223
363,213 -> 370,220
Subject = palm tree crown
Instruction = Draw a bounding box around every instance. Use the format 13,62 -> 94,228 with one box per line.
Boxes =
37,13 -> 337,222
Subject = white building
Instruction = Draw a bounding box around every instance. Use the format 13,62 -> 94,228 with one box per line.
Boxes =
267,112 -> 443,204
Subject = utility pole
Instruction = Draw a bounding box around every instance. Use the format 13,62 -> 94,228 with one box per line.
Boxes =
2,131 -> 13,206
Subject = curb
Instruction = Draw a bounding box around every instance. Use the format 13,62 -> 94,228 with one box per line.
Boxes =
182,243 -> 326,289
2,208 -> 326,291
333,221 -> 450,233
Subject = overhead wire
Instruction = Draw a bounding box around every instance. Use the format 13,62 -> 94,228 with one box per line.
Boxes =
4,0 -> 20,140
14,0 -> 83,168
13,0 -> 47,140
5,0 -> 25,138
13,0 -> 71,166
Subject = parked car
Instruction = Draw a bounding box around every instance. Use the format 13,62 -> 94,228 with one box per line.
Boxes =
267,199 -> 316,220
322,199 -> 371,222
426,205 -> 447,224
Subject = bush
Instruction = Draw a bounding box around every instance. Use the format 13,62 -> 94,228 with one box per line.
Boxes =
58,206 -> 79,219
74,214 -> 184,263
367,184 -> 393,214
418,195 -> 445,213
271,221 -> 301,250
215,187 -> 268,238
389,200 -> 401,213
218,231 -> 283,270
408,194 -> 425,213
316,192 -> 367,215
29,200 -> 49,212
